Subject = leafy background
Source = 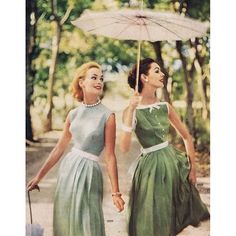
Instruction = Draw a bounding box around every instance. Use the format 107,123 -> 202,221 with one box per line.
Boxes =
26,0 -> 210,174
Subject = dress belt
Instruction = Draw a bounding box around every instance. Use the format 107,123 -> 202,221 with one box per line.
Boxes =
71,147 -> 100,162
141,141 -> 169,154
128,141 -> 169,176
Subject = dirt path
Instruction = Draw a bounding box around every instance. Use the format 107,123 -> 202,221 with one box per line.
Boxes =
26,130 -> 210,236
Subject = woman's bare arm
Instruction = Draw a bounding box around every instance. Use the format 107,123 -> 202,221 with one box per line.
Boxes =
167,103 -> 196,185
104,113 -> 125,212
27,115 -> 72,190
120,94 -> 141,153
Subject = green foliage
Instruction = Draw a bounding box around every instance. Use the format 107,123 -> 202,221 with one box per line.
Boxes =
194,115 -> 210,152
29,0 -> 210,152
186,0 -> 210,21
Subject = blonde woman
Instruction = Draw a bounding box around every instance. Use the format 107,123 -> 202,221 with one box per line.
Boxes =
27,62 -> 125,236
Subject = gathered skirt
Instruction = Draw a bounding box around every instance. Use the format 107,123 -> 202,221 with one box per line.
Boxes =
53,149 -> 105,236
128,145 -> 210,236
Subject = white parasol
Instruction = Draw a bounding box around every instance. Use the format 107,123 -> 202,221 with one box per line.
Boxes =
72,5 -> 208,91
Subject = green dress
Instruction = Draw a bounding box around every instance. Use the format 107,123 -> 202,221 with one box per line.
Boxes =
128,102 -> 210,236
53,102 -> 112,236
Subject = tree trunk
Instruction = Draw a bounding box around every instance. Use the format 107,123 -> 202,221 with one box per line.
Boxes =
176,41 -> 195,135
26,0 -> 37,141
44,0 -> 73,131
44,20 -> 61,131
202,76 -> 209,107
193,38 -> 209,119
152,41 -> 171,103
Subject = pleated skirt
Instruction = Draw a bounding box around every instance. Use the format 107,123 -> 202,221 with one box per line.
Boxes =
128,145 -> 210,236
53,150 -> 105,236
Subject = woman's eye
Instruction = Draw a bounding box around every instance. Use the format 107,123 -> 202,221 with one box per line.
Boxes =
100,77 -> 104,82
155,70 -> 159,73
91,76 -> 96,80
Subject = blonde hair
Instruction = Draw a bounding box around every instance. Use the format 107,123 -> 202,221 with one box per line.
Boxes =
70,62 -> 101,101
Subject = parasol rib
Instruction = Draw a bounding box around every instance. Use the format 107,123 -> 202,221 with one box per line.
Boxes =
149,18 -> 207,35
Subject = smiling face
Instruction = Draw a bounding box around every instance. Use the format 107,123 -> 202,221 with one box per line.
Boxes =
145,62 -> 165,89
80,67 -> 104,96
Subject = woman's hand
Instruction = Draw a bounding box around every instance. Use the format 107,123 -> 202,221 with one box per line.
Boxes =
27,176 -> 40,191
129,93 -> 142,111
188,167 -> 197,185
112,195 -> 125,212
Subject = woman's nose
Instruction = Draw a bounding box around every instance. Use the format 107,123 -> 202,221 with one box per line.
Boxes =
97,79 -> 102,84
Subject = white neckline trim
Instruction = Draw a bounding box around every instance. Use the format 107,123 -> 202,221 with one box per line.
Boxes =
137,101 -> 167,109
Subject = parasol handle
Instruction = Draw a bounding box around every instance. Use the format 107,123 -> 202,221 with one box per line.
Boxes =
134,0 -> 144,93
135,40 -> 142,93
140,0 -> 144,10
27,185 -> 40,224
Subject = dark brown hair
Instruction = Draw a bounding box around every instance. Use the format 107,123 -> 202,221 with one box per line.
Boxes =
128,58 -> 155,93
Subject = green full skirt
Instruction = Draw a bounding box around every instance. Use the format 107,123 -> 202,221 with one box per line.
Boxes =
128,145 -> 210,236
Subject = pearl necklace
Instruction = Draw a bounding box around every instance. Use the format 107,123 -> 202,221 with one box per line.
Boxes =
82,99 -> 101,107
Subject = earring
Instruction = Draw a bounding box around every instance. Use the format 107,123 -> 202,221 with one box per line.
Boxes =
145,79 -> 149,82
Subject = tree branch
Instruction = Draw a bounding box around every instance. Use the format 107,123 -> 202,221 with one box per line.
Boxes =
60,6 -> 73,25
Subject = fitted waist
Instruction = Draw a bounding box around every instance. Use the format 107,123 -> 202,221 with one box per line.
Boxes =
71,147 -> 100,162
141,141 -> 168,154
